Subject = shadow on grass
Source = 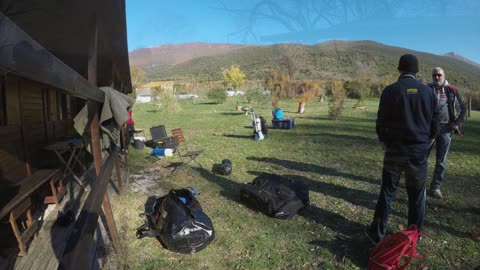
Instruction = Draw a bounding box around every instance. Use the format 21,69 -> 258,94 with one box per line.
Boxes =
220,112 -> 244,116
192,167 -> 244,204
302,132 -> 377,146
247,171 -> 377,210
302,206 -> 371,267
246,157 -> 378,185
223,134 -> 253,140
192,167 -> 371,268
197,102 -> 219,105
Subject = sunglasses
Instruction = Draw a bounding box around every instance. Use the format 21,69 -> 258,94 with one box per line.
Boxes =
432,74 -> 443,77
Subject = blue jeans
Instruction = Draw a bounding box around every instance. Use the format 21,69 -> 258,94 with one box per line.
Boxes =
428,126 -> 452,190
369,143 -> 428,241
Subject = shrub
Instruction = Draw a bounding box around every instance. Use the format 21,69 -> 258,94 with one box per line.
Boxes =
246,88 -> 272,109
328,80 -> 346,120
160,92 -> 182,113
207,88 -> 227,104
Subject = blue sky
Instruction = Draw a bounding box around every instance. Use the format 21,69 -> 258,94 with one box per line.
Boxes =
126,0 -> 480,63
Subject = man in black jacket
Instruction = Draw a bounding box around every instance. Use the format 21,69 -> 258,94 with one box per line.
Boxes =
365,54 -> 440,244
427,67 -> 466,199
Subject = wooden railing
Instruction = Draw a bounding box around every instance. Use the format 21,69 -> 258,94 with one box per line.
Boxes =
59,146 -> 121,270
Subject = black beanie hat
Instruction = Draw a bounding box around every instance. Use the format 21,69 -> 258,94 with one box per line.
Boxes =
398,54 -> 419,73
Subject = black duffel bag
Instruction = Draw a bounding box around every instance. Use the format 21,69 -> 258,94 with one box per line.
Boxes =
136,188 -> 215,254
240,173 -> 309,219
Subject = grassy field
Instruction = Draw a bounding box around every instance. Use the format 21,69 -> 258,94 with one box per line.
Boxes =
111,97 -> 480,270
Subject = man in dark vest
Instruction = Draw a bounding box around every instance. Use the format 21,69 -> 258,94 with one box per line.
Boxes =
365,54 -> 440,244
427,67 -> 466,199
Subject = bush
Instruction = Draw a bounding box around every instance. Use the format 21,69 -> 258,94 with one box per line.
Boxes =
328,80 -> 346,120
344,78 -> 370,100
160,92 -> 182,113
246,88 -> 272,108
207,88 -> 227,104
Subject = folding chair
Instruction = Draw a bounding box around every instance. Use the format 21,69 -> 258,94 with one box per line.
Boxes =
171,128 -> 204,173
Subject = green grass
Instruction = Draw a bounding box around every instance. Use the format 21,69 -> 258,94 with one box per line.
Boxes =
112,97 -> 480,270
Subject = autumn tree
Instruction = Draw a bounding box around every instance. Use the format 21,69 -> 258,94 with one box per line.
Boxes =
222,65 -> 246,90
264,70 -> 292,107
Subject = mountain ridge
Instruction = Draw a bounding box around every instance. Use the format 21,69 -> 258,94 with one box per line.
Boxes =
129,41 -> 480,91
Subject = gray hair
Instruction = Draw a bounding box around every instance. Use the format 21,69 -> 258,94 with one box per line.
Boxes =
432,67 -> 445,74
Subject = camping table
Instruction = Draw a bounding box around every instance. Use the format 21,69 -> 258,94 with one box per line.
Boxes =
44,139 -> 87,191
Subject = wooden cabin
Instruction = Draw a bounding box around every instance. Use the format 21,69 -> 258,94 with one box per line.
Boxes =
0,0 -> 131,268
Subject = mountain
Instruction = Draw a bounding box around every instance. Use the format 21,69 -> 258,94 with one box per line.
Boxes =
443,52 -> 480,69
130,41 -> 480,91
129,42 -> 250,67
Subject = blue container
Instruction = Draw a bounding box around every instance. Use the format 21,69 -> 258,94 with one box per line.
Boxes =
272,118 -> 295,129
151,148 -> 166,156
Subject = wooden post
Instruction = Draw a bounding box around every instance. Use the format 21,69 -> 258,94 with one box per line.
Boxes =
115,159 -> 124,194
102,193 -> 121,253
88,101 -> 102,176
87,17 -> 122,255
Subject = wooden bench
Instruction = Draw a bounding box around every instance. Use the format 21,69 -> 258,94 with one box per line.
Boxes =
0,169 -> 64,256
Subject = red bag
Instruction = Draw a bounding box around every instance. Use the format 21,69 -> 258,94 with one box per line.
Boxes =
368,225 -> 424,270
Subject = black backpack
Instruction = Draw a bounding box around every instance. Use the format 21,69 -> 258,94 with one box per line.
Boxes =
220,159 -> 232,175
136,188 -> 215,254
240,173 -> 309,219
259,116 -> 268,136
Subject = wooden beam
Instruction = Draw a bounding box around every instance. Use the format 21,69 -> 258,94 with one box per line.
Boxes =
87,17 -> 122,262
0,12 -> 104,102
102,193 -> 121,253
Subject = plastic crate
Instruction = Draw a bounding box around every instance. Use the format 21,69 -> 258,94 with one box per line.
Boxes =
272,118 -> 295,129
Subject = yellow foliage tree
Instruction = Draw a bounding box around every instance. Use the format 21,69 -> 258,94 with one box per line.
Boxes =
222,65 -> 246,90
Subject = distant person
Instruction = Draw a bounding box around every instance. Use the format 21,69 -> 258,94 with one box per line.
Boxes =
365,54 -> 439,245
124,106 -> 135,148
427,67 -> 466,199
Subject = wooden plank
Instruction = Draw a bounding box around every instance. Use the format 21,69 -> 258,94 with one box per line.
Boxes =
0,125 -> 21,135
14,168 -> 92,270
6,75 -> 21,125
0,169 -> 60,219
19,221 -> 38,244
0,14 -> 105,101
10,198 -> 31,221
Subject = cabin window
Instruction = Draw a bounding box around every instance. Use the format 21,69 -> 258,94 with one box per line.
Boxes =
0,76 -> 6,126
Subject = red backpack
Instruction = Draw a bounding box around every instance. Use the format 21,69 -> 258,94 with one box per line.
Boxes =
368,225 -> 424,270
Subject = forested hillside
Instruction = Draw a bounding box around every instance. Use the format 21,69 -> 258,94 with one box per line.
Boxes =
139,41 -> 480,93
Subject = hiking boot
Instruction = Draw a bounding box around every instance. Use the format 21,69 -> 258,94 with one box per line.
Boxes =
364,226 -> 380,246
429,188 -> 443,199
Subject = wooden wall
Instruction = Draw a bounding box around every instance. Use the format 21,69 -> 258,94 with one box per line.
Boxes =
0,74 -> 80,185
0,76 -> 27,184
